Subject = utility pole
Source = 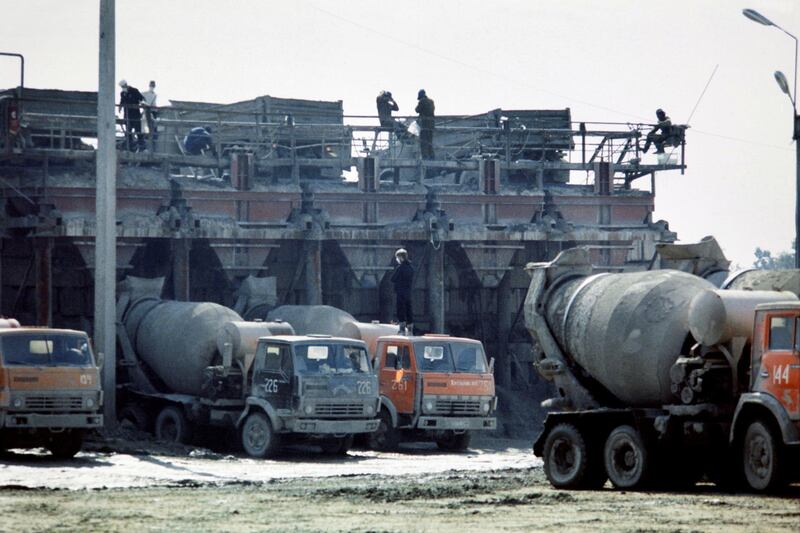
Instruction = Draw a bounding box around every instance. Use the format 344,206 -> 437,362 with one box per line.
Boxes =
96,0 -> 117,425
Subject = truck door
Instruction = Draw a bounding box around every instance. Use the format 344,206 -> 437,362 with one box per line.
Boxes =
379,342 -> 415,414
753,312 -> 800,418
253,342 -> 293,410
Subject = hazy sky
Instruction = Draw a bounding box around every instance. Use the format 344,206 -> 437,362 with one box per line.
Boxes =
1,0 -> 798,267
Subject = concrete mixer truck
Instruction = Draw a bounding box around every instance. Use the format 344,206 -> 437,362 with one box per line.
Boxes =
116,278 -> 380,457
525,249 -> 800,492
268,305 -> 498,451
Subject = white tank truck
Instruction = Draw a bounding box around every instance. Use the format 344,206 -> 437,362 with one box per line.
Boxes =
116,277 -> 380,457
526,248 -> 800,492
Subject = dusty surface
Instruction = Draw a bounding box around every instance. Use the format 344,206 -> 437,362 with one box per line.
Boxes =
0,436 -> 797,532
0,436 -> 536,490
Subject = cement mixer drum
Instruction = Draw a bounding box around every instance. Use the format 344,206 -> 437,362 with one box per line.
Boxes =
544,270 -> 714,405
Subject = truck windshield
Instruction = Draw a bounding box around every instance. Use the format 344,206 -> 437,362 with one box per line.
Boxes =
293,344 -> 371,375
415,342 -> 488,373
451,342 -> 489,373
0,332 -> 93,367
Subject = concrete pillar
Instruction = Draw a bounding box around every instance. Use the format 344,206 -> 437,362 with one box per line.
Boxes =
171,238 -> 191,301
378,270 -> 394,324
495,272 -> 514,387
34,238 -> 53,327
95,0 -> 117,424
427,243 -> 445,333
304,240 -> 322,305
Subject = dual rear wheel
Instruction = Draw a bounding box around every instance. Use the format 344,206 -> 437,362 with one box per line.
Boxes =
542,423 -> 607,489
542,423 -> 660,490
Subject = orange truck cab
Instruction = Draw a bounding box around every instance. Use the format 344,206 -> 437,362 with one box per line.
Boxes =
368,334 -> 497,451
0,320 -> 103,458
731,302 -> 800,490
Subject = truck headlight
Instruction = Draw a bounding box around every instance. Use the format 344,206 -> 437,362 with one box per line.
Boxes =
303,404 -> 314,415
481,401 -> 490,414
365,404 -> 375,416
12,398 -> 23,408
424,399 -> 434,413
85,397 -> 95,409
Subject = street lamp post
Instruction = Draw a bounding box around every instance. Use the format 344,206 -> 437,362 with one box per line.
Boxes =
743,8 -> 800,268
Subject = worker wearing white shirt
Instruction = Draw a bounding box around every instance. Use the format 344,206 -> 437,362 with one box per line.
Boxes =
141,80 -> 158,149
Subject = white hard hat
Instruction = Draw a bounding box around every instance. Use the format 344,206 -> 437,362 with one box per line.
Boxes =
119,79 -> 128,88
395,248 -> 408,257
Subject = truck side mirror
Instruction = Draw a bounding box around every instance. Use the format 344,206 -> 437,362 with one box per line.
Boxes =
96,351 -> 105,369
488,357 -> 495,373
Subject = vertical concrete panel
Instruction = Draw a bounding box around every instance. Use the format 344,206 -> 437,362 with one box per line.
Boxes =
171,238 -> 191,301
305,240 -> 322,305
427,243 -> 444,333
34,238 -> 53,327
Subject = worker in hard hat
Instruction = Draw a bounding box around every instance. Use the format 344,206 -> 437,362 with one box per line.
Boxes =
391,248 -> 414,335
118,79 -> 145,151
415,89 -> 435,160
642,108 -> 673,154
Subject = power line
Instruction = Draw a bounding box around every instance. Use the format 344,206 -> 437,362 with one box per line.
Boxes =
303,1 -> 646,121
304,1 -> 794,153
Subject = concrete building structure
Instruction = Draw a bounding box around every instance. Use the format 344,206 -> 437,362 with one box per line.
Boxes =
0,87 -> 685,388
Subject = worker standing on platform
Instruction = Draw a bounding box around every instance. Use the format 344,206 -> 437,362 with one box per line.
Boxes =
415,89 -> 435,160
391,248 -> 414,335
118,80 -> 144,151
377,91 -> 399,129
141,80 -> 158,150
642,108 -> 673,154
377,90 -> 407,139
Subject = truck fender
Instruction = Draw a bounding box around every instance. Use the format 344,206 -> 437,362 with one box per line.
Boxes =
731,392 -> 800,446
236,397 -> 282,432
378,395 -> 399,428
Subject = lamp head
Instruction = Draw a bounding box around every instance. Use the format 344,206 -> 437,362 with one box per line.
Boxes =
742,8 -> 774,26
774,71 -> 792,97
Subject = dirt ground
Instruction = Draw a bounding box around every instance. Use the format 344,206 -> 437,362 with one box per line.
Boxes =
0,435 -> 797,532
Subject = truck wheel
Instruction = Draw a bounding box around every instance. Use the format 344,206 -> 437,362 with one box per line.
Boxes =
368,411 -> 400,451
604,425 -> 650,489
155,406 -> 192,444
320,435 -> 354,456
241,411 -> 281,458
436,431 -> 472,452
742,420 -> 785,492
47,430 -> 83,459
542,423 -> 605,489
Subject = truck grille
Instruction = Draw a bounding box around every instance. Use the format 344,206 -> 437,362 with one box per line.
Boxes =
23,396 -> 83,410
313,402 -> 364,417
434,399 -> 481,415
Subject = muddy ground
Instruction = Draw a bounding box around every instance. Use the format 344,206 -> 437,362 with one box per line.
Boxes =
0,434 -> 797,532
